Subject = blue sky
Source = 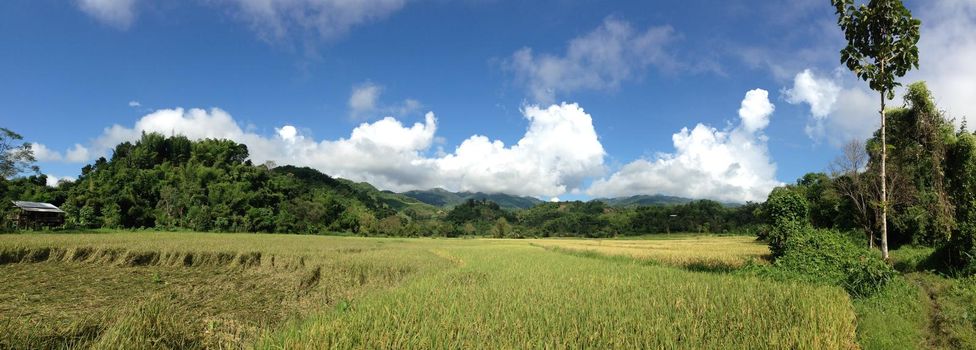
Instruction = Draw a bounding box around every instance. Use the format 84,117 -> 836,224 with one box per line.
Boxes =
2,0 -> 973,202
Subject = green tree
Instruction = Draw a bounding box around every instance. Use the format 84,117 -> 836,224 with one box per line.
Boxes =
761,187 -> 810,258
0,128 -> 39,178
491,217 -> 512,238
832,0 -> 921,260
880,82 -> 955,245
946,132 -> 976,272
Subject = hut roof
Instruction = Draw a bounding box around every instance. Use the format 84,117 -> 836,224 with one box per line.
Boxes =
12,201 -> 65,214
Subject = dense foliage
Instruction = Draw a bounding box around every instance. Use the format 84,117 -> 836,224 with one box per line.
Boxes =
770,228 -> 894,297
759,187 -> 810,258
1,133 -> 417,234
757,82 -> 976,275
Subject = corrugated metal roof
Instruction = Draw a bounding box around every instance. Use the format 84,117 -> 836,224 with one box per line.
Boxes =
12,201 -> 65,213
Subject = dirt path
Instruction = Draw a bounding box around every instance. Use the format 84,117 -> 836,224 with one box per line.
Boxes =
909,274 -> 954,349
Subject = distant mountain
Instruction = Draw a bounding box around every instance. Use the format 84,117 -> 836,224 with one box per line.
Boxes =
592,194 -> 694,207
400,188 -> 544,209
273,165 -> 437,213
592,194 -> 741,208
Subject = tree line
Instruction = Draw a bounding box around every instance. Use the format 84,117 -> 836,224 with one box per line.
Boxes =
759,82 -> 976,274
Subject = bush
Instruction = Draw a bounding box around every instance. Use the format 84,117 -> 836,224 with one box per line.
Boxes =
760,187 -> 810,257
773,227 -> 894,297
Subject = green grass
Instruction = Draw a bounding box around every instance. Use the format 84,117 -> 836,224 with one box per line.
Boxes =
848,245 -> 976,350
907,273 -> 976,349
852,276 -> 929,350
1,232 -> 859,348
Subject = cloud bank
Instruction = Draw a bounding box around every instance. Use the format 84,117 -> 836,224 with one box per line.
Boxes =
588,89 -> 781,203
34,103 -> 605,198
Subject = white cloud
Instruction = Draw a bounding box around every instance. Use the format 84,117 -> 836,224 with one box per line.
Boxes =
430,103 -> 605,196
348,82 -> 422,120
783,69 -> 878,146
783,69 -> 839,118
507,17 -> 677,103
64,144 -> 92,163
31,143 -> 91,163
588,89 -> 781,203
776,1 -> 976,144
276,125 -> 298,141
348,83 -> 382,119
45,175 -> 76,187
219,0 -> 407,42
738,89 -> 775,133
45,103 -> 605,198
31,143 -> 63,162
76,0 -> 137,29
909,0 -> 976,125
128,100 -> 141,107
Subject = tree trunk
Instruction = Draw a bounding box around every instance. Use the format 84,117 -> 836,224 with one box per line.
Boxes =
880,91 -> 889,261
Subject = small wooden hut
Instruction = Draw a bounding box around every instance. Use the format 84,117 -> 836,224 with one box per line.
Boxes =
9,201 -> 65,229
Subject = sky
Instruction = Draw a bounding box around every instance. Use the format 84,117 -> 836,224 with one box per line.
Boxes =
2,0 -> 974,203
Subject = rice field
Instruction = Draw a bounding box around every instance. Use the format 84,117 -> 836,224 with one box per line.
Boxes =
0,232 -> 857,349
527,235 -> 770,269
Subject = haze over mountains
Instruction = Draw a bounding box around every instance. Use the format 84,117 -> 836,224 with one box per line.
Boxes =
397,188 -> 732,210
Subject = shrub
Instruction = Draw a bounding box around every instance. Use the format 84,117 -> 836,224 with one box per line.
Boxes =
774,227 -> 894,297
760,187 -> 810,257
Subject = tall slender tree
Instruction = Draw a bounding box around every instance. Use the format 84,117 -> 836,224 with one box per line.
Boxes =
831,0 -> 920,260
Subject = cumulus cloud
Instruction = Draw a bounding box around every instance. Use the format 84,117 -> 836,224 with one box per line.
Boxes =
128,100 -> 141,107
783,69 -> 878,146
39,103 -> 604,198
76,0 -> 137,29
739,89 -> 775,133
507,17 -> 677,103
783,69 -> 839,118
588,89 -> 781,203
31,143 -> 92,163
430,103 -> 605,196
31,143 -> 63,162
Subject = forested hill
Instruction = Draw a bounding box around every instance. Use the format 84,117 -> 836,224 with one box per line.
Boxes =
12,133 -> 436,234
400,188 -> 544,209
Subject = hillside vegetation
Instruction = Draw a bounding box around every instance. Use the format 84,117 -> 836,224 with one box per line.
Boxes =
400,188 -> 544,209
